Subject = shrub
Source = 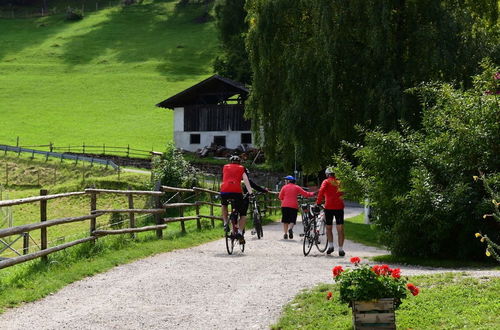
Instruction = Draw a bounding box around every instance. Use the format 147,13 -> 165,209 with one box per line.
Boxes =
65,8 -> 83,21
334,60 -> 499,259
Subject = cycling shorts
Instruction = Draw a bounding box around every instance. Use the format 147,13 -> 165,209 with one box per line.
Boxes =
324,209 -> 344,225
220,192 -> 247,216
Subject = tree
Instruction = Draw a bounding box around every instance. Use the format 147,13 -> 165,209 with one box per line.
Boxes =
213,0 -> 251,84
245,0 -> 499,173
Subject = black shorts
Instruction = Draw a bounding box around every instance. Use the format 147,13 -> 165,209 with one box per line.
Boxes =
281,207 -> 298,224
220,193 -> 247,216
324,209 -> 344,225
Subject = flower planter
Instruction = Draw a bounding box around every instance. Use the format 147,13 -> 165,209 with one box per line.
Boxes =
352,298 -> 396,329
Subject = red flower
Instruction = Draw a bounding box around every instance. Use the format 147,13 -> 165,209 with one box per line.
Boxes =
350,257 -> 361,264
332,265 -> 344,277
371,265 -> 381,275
380,264 -> 390,275
407,283 -> 419,296
326,291 -> 333,300
391,268 -> 401,279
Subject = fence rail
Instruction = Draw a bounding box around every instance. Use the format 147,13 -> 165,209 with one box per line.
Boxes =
0,145 -> 120,170
0,185 -> 281,269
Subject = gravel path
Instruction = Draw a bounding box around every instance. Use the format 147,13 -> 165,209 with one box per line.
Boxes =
1,205 -> 499,330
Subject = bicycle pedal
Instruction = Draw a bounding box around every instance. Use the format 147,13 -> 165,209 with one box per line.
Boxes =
251,230 -> 256,235
299,233 -> 305,237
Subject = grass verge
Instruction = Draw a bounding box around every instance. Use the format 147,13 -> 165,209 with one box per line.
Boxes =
272,273 -> 500,329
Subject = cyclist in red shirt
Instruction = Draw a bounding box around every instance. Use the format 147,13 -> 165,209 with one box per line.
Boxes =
279,175 -> 315,240
220,155 -> 253,244
316,168 -> 345,256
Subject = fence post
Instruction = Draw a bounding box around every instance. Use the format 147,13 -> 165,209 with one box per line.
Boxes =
178,194 -> 185,233
128,193 -> 136,239
5,163 -> 8,186
49,142 -> 53,152
83,143 -> 86,155
154,181 -> 163,239
210,194 -> 214,228
90,191 -> 97,240
40,189 -> 48,262
23,232 -> 29,255
126,144 -> 130,158
195,196 -> 201,230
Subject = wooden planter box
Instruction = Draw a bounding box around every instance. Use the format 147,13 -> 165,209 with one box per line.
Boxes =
352,298 -> 396,330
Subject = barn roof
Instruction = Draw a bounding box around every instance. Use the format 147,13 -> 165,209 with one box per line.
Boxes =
156,75 -> 249,109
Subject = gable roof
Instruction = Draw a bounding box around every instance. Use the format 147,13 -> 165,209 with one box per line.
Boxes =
156,75 -> 249,109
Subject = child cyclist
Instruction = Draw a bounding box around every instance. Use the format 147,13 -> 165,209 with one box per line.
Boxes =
279,176 -> 315,239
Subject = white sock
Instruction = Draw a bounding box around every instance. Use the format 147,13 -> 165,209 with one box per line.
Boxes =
328,242 -> 334,248
339,246 -> 344,251
238,229 -> 243,234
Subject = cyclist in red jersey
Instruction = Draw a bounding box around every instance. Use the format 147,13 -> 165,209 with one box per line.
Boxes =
220,155 -> 253,244
279,175 -> 315,240
316,168 -> 345,256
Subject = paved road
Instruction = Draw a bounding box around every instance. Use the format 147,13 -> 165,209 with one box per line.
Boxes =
0,205 -> 498,329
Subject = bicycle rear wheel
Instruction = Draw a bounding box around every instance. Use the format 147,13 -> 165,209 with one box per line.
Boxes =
303,223 -> 314,256
225,230 -> 234,255
253,210 -> 263,239
315,217 -> 328,252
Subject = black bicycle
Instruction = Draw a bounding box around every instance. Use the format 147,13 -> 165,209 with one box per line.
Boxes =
225,200 -> 245,255
250,193 -> 264,239
302,204 -> 328,256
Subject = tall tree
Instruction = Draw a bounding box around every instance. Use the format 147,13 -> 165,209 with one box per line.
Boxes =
213,0 -> 252,84
246,0 -> 499,173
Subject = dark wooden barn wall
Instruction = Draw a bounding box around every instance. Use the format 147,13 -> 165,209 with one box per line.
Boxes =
184,105 -> 251,131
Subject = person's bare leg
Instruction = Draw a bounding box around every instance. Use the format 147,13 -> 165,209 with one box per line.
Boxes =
337,224 -> 345,255
222,205 -> 228,225
283,223 -> 289,238
326,224 -> 334,243
239,216 -> 247,234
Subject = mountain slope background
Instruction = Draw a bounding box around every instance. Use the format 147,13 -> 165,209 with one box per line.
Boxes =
0,0 -> 217,151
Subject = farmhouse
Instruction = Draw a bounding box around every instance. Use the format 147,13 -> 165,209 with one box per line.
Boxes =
156,75 -> 253,152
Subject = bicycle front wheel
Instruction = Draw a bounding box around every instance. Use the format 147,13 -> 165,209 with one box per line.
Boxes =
315,217 -> 328,252
225,231 -> 234,255
303,224 -> 314,256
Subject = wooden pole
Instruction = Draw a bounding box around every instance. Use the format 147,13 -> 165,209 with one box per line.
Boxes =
178,194 -> 185,233
90,192 -> 97,239
128,194 -> 135,239
154,194 -> 163,238
210,194 -> 215,228
196,198 -> 201,230
23,232 -> 29,255
40,189 -> 48,262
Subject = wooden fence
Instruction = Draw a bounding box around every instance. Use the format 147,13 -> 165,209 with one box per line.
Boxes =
0,186 -> 281,269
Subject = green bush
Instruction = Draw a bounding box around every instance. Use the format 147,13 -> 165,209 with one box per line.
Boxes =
65,8 -> 83,21
334,60 -> 500,259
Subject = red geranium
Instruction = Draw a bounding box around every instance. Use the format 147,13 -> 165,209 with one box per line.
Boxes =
407,283 -> 420,296
350,257 -> 361,264
326,291 -> 333,300
379,264 -> 390,275
391,268 -> 401,279
332,265 -> 344,277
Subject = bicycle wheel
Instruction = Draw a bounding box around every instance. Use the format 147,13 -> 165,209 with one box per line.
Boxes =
253,210 -> 263,239
315,216 -> 328,252
303,221 -> 314,256
225,230 -> 234,255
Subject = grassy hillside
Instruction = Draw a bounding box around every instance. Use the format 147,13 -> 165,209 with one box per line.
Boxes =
0,0 -> 218,151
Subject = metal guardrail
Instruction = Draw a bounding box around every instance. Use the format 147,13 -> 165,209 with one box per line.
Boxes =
0,145 -> 120,170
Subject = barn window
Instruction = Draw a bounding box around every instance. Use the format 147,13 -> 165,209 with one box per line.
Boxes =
190,134 -> 200,144
213,136 -> 226,147
241,133 -> 252,144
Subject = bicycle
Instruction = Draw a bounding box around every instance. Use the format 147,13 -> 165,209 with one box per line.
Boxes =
302,204 -> 328,256
224,198 -> 245,255
250,193 -> 264,239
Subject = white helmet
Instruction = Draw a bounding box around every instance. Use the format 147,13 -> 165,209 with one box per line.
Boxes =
325,167 -> 334,176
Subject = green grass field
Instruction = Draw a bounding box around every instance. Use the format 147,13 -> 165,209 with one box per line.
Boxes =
0,0 -> 217,151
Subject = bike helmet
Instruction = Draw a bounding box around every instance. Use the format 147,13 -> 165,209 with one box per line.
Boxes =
229,155 -> 241,163
284,175 -> 296,181
325,167 -> 335,176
